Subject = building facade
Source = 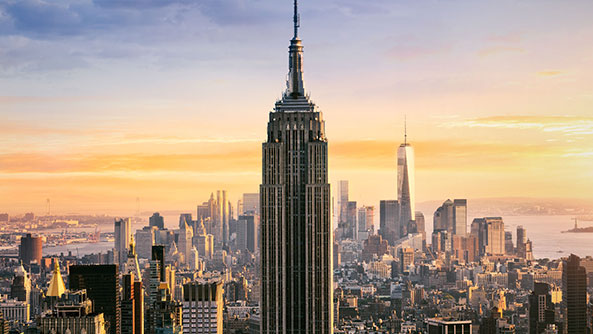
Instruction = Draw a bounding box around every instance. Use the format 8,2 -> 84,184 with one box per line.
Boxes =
182,281 -> 223,334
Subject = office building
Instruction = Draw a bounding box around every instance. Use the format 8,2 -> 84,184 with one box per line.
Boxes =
414,211 -> 426,246
40,290 -> 104,333
397,131 -> 415,227
121,273 -> 144,334
434,199 -> 467,237
19,233 -> 42,265
426,318 -> 472,334
182,280 -> 224,334
562,254 -> 587,334
379,200 -> 400,245
114,218 -> 132,266
346,201 -> 357,240
357,206 -> 375,241
399,247 -> 415,273
69,264 -> 120,334
194,219 -> 214,260
236,214 -> 259,254
0,299 -> 29,323
338,180 -> 349,229
149,213 -> 165,230
505,232 -> 514,255
242,193 -> 259,215
528,283 -> 556,334
10,263 -> 31,304
471,217 -> 505,256
178,220 -> 194,265
260,2 -> 333,332
179,213 -> 193,230
135,226 -> 156,260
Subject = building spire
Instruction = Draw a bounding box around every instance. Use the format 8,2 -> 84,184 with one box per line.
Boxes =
293,0 -> 300,39
286,0 -> 305,98
404,115 -> 408,145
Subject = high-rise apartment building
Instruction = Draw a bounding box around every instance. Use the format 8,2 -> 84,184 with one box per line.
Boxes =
182,280 -> 223,334
114,218 -> 132,266
562,254 -> 587,334
69,264 -> 120,334
260,2 -> 333,332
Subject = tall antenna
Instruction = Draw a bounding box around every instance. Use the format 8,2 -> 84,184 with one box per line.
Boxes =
404,115 -> 408,145
293,0 -> 300,39
46,198 -> 51,216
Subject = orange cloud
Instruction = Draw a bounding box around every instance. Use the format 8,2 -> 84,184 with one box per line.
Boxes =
538,70 -> 563,76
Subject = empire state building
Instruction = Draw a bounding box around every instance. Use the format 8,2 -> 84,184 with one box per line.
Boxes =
260,1 -> 333,333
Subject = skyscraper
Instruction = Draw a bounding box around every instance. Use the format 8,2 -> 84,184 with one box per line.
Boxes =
397,129 -> 415,226
453,199 -> 467,237
114,218 -> 132,266
562,254 -> 587,334
237,214 -> 259,254
242,193 -> 259,215
379,200 -> 400,245
19,233 -> 42,265
337,180 -> 349,229
357,206 -> 375,241
528,282 -> 556,334
149,213 -> 164,230
471,217 -> 505,256
69,264 -> 120,334
260,2 -> 333,332
121,273 -> 144,334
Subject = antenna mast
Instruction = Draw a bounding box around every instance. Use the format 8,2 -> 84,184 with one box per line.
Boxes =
404,115 -> 407,145
293,0 -> 300,39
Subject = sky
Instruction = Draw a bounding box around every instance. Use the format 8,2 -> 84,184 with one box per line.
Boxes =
1,0 -> 593,216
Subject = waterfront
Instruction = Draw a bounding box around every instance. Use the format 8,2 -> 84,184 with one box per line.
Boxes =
38,215 -> 592,259
503,215 -> 592,260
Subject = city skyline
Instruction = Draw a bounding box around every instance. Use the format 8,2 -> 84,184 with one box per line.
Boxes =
0,2 -> 592,334
2,1 -> 593,214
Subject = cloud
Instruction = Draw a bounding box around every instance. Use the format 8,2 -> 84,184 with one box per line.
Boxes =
444,116 -> 593,136
538,70 -> 562,76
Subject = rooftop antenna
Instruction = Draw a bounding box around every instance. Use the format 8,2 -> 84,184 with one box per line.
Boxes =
293,0 -> 300,39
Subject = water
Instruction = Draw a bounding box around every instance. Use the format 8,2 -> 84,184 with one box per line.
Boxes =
43,241 -> 113,257
502,215 -> 592,260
